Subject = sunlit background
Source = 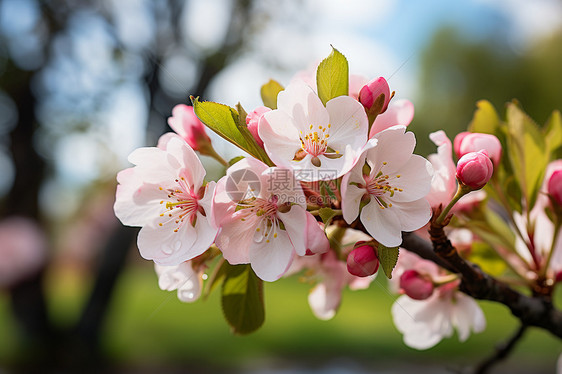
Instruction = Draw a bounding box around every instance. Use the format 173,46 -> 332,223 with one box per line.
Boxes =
1,0 -> 562,372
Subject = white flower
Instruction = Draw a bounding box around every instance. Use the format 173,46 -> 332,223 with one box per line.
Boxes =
114,134 -> 217,265
341,126 -> 433,247
155,261 -> 205,302
259,81 -> 368,181
391,250 -> 485,350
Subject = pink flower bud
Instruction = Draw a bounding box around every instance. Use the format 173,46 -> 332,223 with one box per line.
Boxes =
399,270 -> 434,300
167,104 -> 211,151
454,132 -> 502,166
246,106 -> 271,148
456,150 -> 494,190
347,245 -> 379,277
548,170 -> 562,206
358,77 -> 391,114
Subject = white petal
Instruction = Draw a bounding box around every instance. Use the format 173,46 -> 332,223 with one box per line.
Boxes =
249,228 -> 295,281
341,174 -> 365,224
369,126 -> 415,174
278,206 -> 308,256
393,199 -> 432,233
360,200 -> 402,247
452,293 -> 486,341
259,109 -> 301,168
369,99 -> 414,136
389,155 -> 433,203
308,283 -> 337,320
138,222 -> 197,265
277,81 -> 329,132
261,167 -> 305,208
128,147 -> 177,184
325,96 -> 368,151
166,135 -> 206,190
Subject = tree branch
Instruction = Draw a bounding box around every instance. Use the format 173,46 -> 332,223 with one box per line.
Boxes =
474,324 -> 528,374
399,227 -> 562,339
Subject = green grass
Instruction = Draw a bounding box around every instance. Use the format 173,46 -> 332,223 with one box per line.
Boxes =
1,262 -> 561,371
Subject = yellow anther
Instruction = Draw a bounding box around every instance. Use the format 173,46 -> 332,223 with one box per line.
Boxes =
159,187 -> 163,190
159,223 -> 163,226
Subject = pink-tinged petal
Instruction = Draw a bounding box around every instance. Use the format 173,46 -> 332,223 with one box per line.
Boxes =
114,169 -> 166,227
259,109 -> 301,168
388,155 -> 433,203
368,126 -> 415,174
325,96 -> 369,150
359,77 -> 391,113
369,99 -> 414,137
249,228 -> 295,281
212,176 -> 236,228
360,199 -> 402,247
277,81 -> 329,132
451,293 -> 486,342
168,104 -> 211,151
426,130 -> 457,208
165,135 -> 206,190
192,211 -> 218,252
303,212 -> 330,255
341,175 -> 365,224
224,157 -> 268,202
278,206 -> 308,256
128,147 -> 177,184
157,132 -> 178,150
214,212 -> 254,264
262,167 -> 305,208
348,74 -> 368,99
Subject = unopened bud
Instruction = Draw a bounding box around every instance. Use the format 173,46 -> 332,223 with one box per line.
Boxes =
399,270 -> 434,300
456,150 -> 494,190
359,77 -> 392,115
548,170 -> 562,207
168,104 -> 211,151
454,132 -> 502,166
347,244 -> 379,277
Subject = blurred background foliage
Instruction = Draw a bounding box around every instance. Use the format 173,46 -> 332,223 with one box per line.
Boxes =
0,0 -> 561,373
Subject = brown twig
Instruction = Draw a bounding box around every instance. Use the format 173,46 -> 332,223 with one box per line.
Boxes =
473,324 -> 528,374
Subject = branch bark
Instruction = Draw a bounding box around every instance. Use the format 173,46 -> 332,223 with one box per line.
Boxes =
399,230 -> 562,339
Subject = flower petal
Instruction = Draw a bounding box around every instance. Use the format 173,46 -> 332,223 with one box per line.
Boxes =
393,199 -> 432,232
360,199 -> 402,247
325,95 -> 368,151
249,228 -> 295,281
277,81 -> 329,132
278,206 -> 308,256
214,211 -> 254,264
369,99 -> 414,137
389,155 -> 433,203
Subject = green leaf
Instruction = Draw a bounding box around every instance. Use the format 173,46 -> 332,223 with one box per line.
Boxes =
192,97 -> 249,151
234,103 -> 275,166
260,80 -> 284,109
468,100 -> 500,135
202,258 -> 228,300
318,207 -> 338,227
316,46 -> 349,106
221,264 -> 265,335
544,110 -> 562,157
377,244 -> 399,279
505,102 -> 549,209
191,97 -> 273,166
228,156 -> 245,166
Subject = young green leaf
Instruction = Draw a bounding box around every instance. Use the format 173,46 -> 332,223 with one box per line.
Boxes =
221,264 -> 265,335
316,46 -> 349,106
377,244 -> 399,279
192,97 -> 250,151
468,100 -> 501,136
544,110 -> 562,157
505,102 -> 549,209
260,80 -> 284,109
318,207 -> 339,228
234,103 -> 274,166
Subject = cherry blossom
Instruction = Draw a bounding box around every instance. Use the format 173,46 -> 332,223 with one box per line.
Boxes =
213,157 -> 308,281
259,81 -> 368,181
167,104 -> 211,152
155,260 -> 206,302
456,150 -> 494,190
114,134 -> 217,265
368,99 -> 414,138
391,250 -> 485,349
341,126 -> 433,247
